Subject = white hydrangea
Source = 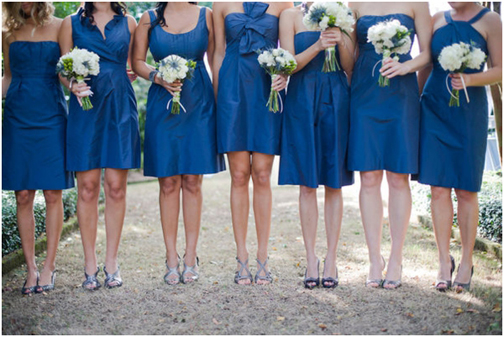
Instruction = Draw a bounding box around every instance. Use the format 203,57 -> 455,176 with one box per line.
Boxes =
367,20 -> 412,57
58,48 -> 100,78
258,51 -> 276,67
158,55 -> 190,83
303,2 -> 355,33
257,48 -> 297,75
439,42 -> 486,72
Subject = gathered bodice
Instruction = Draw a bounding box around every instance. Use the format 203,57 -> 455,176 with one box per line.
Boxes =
9,41 -> 60,79
71,8 -> 130,68
148,7 -> 208,63
431,8 -> 489,74
357,13 -> 416,58
224,2 -> 279,54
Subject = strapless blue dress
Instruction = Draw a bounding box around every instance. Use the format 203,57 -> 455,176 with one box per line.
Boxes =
3,41 -> 74,191
279,32 -> 353,189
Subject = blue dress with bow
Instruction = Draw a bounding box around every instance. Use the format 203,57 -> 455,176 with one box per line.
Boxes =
417,9 -> 490,192
216,2 -> 283,155
66,8 -> 141,171
143,8 -> 225,177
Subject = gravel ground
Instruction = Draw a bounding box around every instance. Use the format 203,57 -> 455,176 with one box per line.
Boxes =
2,160 -> 502,334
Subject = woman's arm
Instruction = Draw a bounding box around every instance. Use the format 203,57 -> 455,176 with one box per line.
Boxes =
205,7 -> 215,74
451,11 -> 502,90
380,3 -> 432,79
211,3 -> 226,99
2,32 -> 12,98
126,14 -> 138,82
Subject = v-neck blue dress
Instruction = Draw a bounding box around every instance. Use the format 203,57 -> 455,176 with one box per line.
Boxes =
143,7 -> 225,177
216,2 -> 283,155
66,8 -> 140,171
417,9 -> 490,192
3,41 -> 74,191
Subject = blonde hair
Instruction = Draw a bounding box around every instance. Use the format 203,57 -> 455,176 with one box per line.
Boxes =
3,2 -> 55,38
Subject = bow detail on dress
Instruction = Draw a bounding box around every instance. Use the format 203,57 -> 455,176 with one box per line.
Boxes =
238,2 -> 271,54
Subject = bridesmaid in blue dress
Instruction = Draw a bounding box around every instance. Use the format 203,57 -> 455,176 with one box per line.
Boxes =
132,2 -> 225,285
348,2 -> 432,289
2,2 -> 74,295
278,3 -> 355,289
59,2 -> 140,290
213,2 -> 293,285
417,2 -> 502,292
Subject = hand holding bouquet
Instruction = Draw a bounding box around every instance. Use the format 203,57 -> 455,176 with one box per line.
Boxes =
303,2 -> 355,72
257,48 -> 297,113
367,19 -> 411,87
56,47 -> 100,110
438,41 -> 486,107
157,55 -> 196,115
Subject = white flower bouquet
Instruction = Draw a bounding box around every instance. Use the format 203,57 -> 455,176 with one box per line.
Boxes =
303,2 -> 355,72
367,19 -> 412,87
257,48 -> 297,113
438,41 -> 486,107
56,47 -> 100,110
157,55 -> 196,115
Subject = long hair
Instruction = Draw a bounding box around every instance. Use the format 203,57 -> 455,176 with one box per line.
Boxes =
81,2 -> 128,24
147,2 -> 198,40
2,2 -> 55,38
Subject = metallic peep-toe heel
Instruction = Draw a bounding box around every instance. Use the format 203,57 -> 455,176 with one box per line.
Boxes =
181,257 -> 199,284
82,267 -> 101,291
164,257 -> 181,285
104,265 -> 123,289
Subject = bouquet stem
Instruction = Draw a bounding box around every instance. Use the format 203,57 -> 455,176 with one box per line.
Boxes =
449,89 -> 460,107
378,57 -> 390,87
171,92 -> 181,115
76,76 -> 93,111
323,46 -> 340,73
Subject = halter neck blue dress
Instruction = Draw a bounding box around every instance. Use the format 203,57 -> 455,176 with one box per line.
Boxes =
67,8 -> 140,171
216,2 -> 283,155
417,9 -> 490,192
3,41 -> 74,191
143,7 -> 225,177
279,31 -> 353,189
348,14 -> 420,174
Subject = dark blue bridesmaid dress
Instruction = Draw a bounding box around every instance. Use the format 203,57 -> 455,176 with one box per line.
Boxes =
417,9 -> 490,192
143,8 -> 225,177
3,41 -> 74,191
66,8 -> 140,171
216,2 -> 284,155
348,14 -> 420,174
279,32 -> 354,189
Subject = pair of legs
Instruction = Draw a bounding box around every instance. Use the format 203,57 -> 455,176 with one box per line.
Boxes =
16,189 -> 64,291
300,186 -> 343,287
77,168 -> 128,288
431,186 -> 478,290
359,170 -> 411,288
228,151 -> 274,285
160,174 -> 203,284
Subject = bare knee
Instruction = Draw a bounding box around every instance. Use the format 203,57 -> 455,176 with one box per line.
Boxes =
160,177 -> 181,196
43,190 -> 62,205
386,172 -> 410,190
300,186 -> 316,198
105,181 -> 126,202
251,168 -> 271,188
360,171 -> 382,190
231,170 -> 250,188
455,189 -> 478,204
182,175 -> 202,194
79,180 -> 100,203
431,186 -> 451,202
15,190 -> 34,207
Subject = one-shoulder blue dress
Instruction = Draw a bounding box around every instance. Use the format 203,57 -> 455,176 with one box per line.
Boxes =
417,9 -> 490,192
67,8 -> 140,171
3,41 -> 74,191
216,2 -> 284,155
348,14 -> 420,174
279,32 -> 354,189
143,8 -> 225,177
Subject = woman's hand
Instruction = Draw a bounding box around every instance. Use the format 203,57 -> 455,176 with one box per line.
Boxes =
155,75 -> 183,96
317,27 -> 341,51
449,73 -> 471,90
272,74 -> 288,92
379,57 -> 412,79
127,68 -> 138,82
71,81 -> 92,98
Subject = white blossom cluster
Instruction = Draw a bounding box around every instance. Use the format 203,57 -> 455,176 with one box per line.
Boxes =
57,47 -> 100,78
367,20 -> 412,56
303,2 -> 355,33
438,42 -> 486,72
158,55 -> 190,84
257,48 -> 297,71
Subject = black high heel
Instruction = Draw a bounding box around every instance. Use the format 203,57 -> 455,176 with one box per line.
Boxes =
304,259 -> 320,289
82,267 -> 101,291
104,265 -> 123,289
453,265 -> 474,292
434,255 -> 455,292
382,265 -> 402,290
21,271 -> 39,295
365,255 -> 386,288
321,260 -> 338,289
36,270 -> 56,293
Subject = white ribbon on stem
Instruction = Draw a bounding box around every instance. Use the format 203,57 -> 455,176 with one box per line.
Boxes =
268,74 -> 284,113
445,73 -> 470,103
166,94 -> 187,113
70,77 -> 94,107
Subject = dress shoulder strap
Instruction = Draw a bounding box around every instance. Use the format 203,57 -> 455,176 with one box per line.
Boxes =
444,10 -> 453,24
148,9 -> 157,23
468,8 -> 491,24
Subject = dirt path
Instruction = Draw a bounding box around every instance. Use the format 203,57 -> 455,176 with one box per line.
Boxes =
2,162 -> 502,334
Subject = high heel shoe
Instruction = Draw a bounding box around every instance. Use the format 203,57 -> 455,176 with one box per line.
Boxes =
322,261 -> 338,289
21,271 -> 39,295
181,256 -> 199,284
255,257 -> 273,285
82,267 -> 101,291
164,256 -> 181,285
303,259 -> 320,289
365,255 -> 386,288
434,255 -> 455,292
234,256 -> 253,285
382,265 -> 402,290
104,265 -> 123,289
453,265 -> 474,292
36,270 -> 56,293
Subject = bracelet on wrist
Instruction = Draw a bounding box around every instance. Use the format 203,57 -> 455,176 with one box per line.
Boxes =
149,70 -> 159,82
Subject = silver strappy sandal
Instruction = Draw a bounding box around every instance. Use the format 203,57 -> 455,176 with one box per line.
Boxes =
255,257 -> 273,285
104,265 -> 123,289
164,257 -> 181,285
234,257 -> 253,285
181,257 -> 199,284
